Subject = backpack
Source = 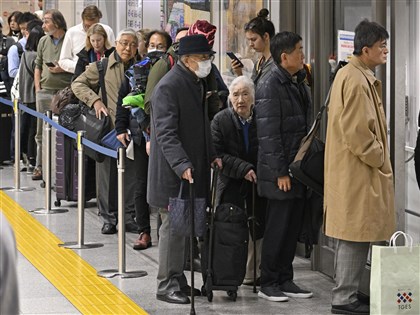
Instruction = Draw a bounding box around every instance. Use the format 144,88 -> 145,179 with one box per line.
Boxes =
0,38 -> 24,95
122,51 -> 175,130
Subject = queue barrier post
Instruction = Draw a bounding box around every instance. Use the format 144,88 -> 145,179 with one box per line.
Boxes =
31,110 -> 68,214
59,131 -> 103,249
97,147 -> 147,279
0,99 -> 35,192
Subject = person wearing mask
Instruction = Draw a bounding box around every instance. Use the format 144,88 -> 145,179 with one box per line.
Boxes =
73,23 -> 115,80
231,8 -> 275,87
18,21 -> 44,173
255,31 -> 313,302
211,75 -> 266,285
324,20 -> 395,315
72,29 -> 138,235
33,9 -> 72,181
149,34 -> 222,304
114,29 -> 172,246
58,5 -> 115,74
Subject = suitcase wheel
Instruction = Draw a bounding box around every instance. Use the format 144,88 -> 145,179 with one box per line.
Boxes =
54,200 -> 61,207
227,290 -> 237,301
40,181 -> 45,188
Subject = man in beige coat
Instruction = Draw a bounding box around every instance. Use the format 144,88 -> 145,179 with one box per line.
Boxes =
72,28 -> 138,234
324,20 -> 395,315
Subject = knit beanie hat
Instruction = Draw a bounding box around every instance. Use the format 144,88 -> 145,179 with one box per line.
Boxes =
187,20 -> 217,48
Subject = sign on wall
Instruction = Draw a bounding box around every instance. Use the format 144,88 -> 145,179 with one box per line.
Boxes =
337,30 -> 355,62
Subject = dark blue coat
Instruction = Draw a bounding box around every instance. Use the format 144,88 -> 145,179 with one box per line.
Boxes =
255,64 -> 312,200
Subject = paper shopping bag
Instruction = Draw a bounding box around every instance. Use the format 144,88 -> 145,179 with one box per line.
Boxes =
371,232 -> 420,315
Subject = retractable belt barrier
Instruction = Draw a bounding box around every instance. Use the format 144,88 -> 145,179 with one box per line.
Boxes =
0,97 -> 142,278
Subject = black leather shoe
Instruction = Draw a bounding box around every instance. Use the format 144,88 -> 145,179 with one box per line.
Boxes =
181,285 -> 201,296
331,300 -> 369,314
156,291 -> 190,304
101,223 -> 117,234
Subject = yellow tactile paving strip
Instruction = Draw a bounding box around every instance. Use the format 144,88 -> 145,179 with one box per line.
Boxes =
0,191 -> 148,315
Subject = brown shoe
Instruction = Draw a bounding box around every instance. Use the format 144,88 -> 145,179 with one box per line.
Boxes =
32,168 -> 42,181
133,232 -> 152,250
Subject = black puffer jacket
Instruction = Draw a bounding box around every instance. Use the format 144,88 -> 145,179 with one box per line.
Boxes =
255,64 -> 312,200
211,107 -> 266,239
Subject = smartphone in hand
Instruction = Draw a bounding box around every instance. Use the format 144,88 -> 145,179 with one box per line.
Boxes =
227,52 -> 244,68
45,61 -> 56,67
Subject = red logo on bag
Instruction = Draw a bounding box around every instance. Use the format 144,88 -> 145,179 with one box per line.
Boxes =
397,292 -> 413,304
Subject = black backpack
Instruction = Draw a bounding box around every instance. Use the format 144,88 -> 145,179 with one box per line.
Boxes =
0,37 -> 24,95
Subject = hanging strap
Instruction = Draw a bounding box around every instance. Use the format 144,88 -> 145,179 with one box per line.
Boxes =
22,54 -> 34,78
96,59 -> 108,107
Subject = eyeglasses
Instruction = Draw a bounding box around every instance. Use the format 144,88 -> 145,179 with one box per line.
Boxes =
117,41 -> 138,49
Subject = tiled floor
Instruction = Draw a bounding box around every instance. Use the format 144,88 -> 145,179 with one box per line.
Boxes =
1,164 -> 335,314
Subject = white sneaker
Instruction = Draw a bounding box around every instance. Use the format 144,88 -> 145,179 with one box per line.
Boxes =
258,285 -> 289,302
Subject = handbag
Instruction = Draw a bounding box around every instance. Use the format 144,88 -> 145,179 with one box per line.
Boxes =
289,89 -> 330,196
371,231 -> 420,315
168,181 -> 207,237
101,129 -> 122,151
73,105 -> 111,162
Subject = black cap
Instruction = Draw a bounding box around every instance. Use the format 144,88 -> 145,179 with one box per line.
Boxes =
177,34 -> 215,56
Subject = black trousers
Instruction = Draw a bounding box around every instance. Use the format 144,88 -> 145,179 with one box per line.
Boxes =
260,198 -> 305,287
20,102 -> 37,164
124,140 -> 150,233
96,155 -> 118,225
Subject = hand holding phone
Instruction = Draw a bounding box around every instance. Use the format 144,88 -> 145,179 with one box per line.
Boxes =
45,61 -> 56,67
227,52 -> 244,68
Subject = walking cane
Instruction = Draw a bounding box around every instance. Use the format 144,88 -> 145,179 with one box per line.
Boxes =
252,182 -> 257,294
189,179 -> 196,315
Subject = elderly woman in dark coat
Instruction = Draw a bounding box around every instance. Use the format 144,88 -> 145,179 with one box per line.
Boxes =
211,75 -> 266,285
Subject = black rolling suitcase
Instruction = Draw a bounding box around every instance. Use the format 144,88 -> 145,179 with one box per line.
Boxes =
201,167 -> 249,302
55,131 -> 96,206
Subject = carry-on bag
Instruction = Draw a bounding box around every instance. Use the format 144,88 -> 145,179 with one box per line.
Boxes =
371,231 -> 420,315
55,131 -> 96,206
201,166 -> 249,302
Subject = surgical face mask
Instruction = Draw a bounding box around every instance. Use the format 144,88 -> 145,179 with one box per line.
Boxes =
194,59 -> 212,78
147,48 -> 165,53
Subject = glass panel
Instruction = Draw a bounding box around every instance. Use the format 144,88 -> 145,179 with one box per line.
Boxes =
161,0 -> 211,40
219,1 -> 268,86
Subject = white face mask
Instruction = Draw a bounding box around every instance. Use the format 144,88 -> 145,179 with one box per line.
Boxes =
147,48 -> 165,53
194,59 -> 212,78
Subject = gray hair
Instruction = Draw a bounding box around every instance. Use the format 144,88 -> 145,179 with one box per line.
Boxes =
228,75 -> 255,104
116,28 -> 138,43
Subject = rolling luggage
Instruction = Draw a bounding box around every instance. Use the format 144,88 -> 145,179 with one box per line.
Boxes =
54,131 -> 96,206
201,167 -> 249,302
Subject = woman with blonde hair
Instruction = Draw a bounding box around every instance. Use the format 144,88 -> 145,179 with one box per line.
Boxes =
73,23 -> 114,80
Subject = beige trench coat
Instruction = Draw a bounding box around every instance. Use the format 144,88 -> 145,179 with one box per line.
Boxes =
71,51 -> 129,125
323,57 -> 395,242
